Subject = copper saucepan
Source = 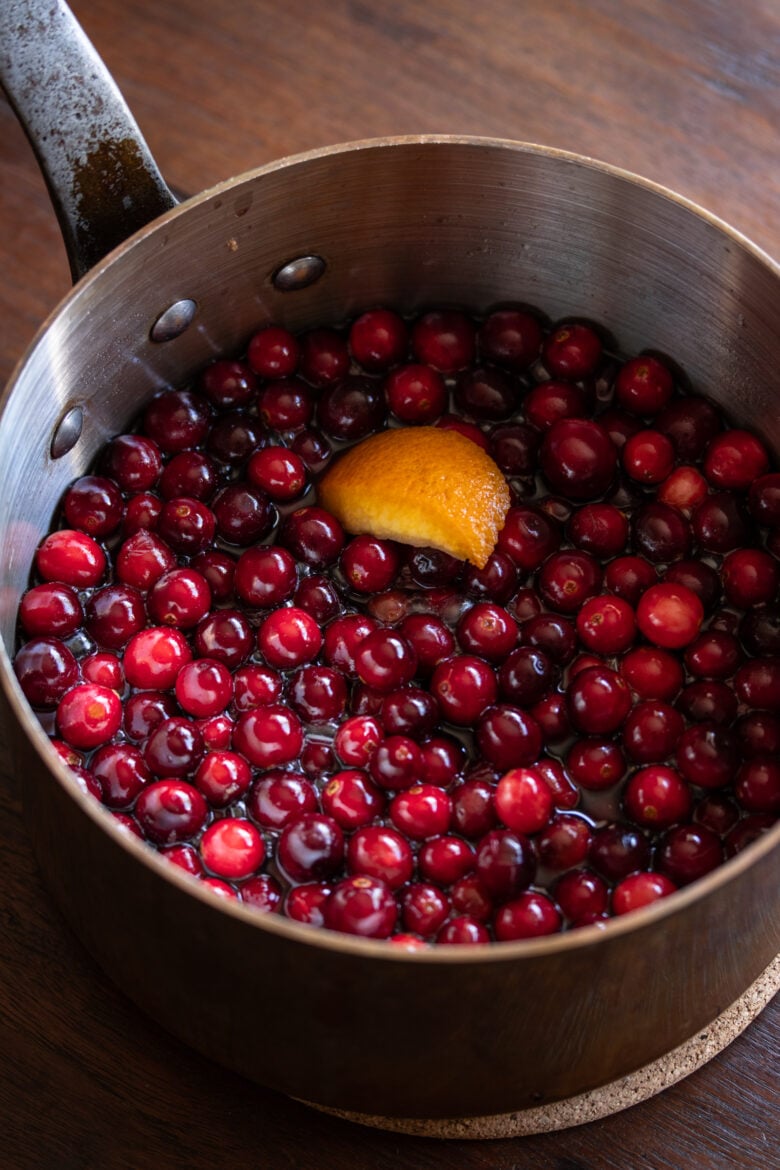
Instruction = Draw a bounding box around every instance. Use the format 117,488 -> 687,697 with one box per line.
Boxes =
0,0 -> 778,1122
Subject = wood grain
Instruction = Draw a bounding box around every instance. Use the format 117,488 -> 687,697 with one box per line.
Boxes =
0,2 -> 778,1167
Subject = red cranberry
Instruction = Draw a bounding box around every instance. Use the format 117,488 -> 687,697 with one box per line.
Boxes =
347,824 -> 413,889
143,389 -> 210,453
354,630 -> 417,692
476,706 -> 543,771
494,890 -> 562,940
390,784 -> 452,839
280,506 -> 345,568
555,868 -> 609,920
299,328 -> 349,387
538,549 -> 602,614
721,548 -> 780,608
200,818 -> 265,880
175,658 -> 233,718
380,687 -> 438,739
543,321 -> 602,379
622,701 -> 685,764
566,666 -> 632,735
247,325 -> 300,378
457,603 -> 517,661
494,767 -> 553,834
19,583 -> 83,639
368,735 -> 423,790
317,377 -> 386,441
83,585 -> 144,649
725,814 -> 777,857
240,874 -> 283,914
478,308 -> 542,370
677,680 -> 738,726
568,502 -> 628,558
144,716 -> 203,778
321,770 -> 384,829
636,582 -> 703,649
539,418 -> 616,500
384,363 -> 447,424
101,433 -> 162,491
418,835 -> 475,885
436,916 -> 490,945
211,483 -> 274,546
401,882 -> 450,936
195,609 -> 253,668
201,879 -> 238,900
704,429 -> 769,490
657,465 -> 708,513
576,594 -> 636,655
341,535 -> 401,594
657,395 -> 722,460
81,652 -> 123,690
420,735 -> 464,787
537,813 -> 593,870
497,505 -> 560,570
289,664 -> 347,722
451,778 -> 498,839
257,377 -> 314,431
194,750 -> 251,807
323,875 -> 398,939
164,844 -> 204,876
135,779 -> 208,845
115,530 -> 175,590
603,555 -> 657,606
54,683 -> 121,749
692,491 -> 751,553
735,757 -> 780,813
323,614 -> 378,676
36,529 -> 106,588
233,704 -> 303,767
521,613 -> 577,664
277,812 -> 345,883
257,606 -> 322,669
623,429 -> 675,484
684,630 -> 742,680
589,823 -> 651,882
474,828 -> 535,900
411,310 -> 476,373
633,502 -> 692,563
531,693 -> 572,748
348,308 -> 408,371
623,765 -> 692,828
748,472 -> 780,527
123,691 -> 177,742
247,445 -> 307,502
524,380 -> 585,431
13,637 -> 80,709
200,357 -> 258,406
740,606 -> 780,657
247,771 -> 317,829
89,744 -> 150,809
234,546 -> 296,609
148,567 -> 211,628
63,475 -> 123,537
430,655 -> 498,725
614,354 -> 674,415
612,872 -> 677,915
397,614 -> 454,674
567,738 -> 626,791
120,486 -> 161,532
734,658 -> 780,712
658,824 -> 723,885
233,662 -> 285,711
159,451 -> 217,502
619,646 -> 683,701
736,711 -> 780,758
285,883 -> 331,926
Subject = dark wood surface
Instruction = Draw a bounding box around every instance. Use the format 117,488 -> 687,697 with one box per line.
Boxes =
1,2 -> 778,1166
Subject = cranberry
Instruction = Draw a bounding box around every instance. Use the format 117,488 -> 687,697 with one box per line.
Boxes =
694,793 -> 740,836
247,771 -> 317,829
614,355 -> 674,415
211,483 -> 274,546
83,585 -> 143,650
159,452 -> 217,502
430,655 -> 498,725
576,594 -> 636,655
589,823 -> 651,882
658,824 -> 723,885
454,365 -> 516,421
378,687 -> 436,739
734,658 -> 780,712
123,691 -> 177,742
341,535 -> 401,594
543,321 -> 602,379
657,396 -> 722,460
36,529 -> 106,588
122,488 -> 162,533
248,325 -> 300,378
323,876 -> 398,938
418,835 -> 475,885
290,427 -> 333,474
538,549 -> 602,613
633,502 -> 692,563
489,423 -> 539,477
89,744 -> 150,809
636,583 -> 703,649
623,429 -> 675,484
347,824 -> 413,889
144,716 -> 203,778
411,310 -> 476,373
567,738 -> 626,791
524,380 -> 585,431
292,575 -> 340,625
735,757 -> 780,813
285,883 -> 331,926
148,567 -> 211,628
101,433 -> 162,491
692,491 -> 751,553
436,916 -> 491,945
494,767 -> 553,834
622,701 -> 685,764
537,813 -> 593,871
278,812 -> 345,883
497,505 -> 560,570
195,609 -> 253,668
457,603 -> 517,661
677,680 -> 738,726
279,506 -> 345,568
452,778 -> 498,839
603,555 -> 657,606
81,652 -> 123,690
623,765 -> 692,828
63,475 -> 123,537
476,706 -> 543,771
115,530 -> 175,590
748,472 -> 780,527
53,682 -> 119,748
401,883 -> 450,936
478,308 -> 542,370
620,646 -> 683,701
612,872 -> 677,915
200,357 -> 258,406
321,770 -> 384,829
539,418 -> 616,500
257,606 -> 322,669
323,614 -> 378,676
521,613 -> 577,665
368,735 -> 423,790
143,389 -> 210,453
567,666 -> 632,735
704,429 -> 769,489
725,814 -> 777,857
419,735 -> 464,787
233,702 -> 303,766
384,363 -> 447,424
298,328 -> 350,387
397,614 -> 454,674
198,713 -> 234,751
532,692 -> 572,748
684,630 -> 742,680
737,711 -> 780,757
135,779 -> 208,845
390,784 -> 452,839
240,874 -> 283,914
256,377 -> 313,431
474,828 -> 535,900
317,377 -> 385,441
206,411 -> 264,465
199,818 -> 264,880
164,843 -> 204,876
247,446 -> 307,502
234,662 -> 285,712
19,583 -> 82,640
233,546 -> 296,610
194,750 -> 251,807
740,606 -> 780,657
175,658 -> 233,718
568,502 -> 628,559
201,879 -> 238,900
721,548 -> 779,608
658,465 -> 708,513
494,891 -> 562,940
354,629 -> 417,691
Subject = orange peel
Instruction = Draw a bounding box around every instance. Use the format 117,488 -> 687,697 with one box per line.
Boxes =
318,427 -> 511,569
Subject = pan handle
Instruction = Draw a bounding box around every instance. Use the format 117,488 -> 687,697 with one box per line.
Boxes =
0,0 -> 177,281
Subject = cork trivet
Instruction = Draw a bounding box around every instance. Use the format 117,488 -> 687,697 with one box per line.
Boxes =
303,953 -> 779,1140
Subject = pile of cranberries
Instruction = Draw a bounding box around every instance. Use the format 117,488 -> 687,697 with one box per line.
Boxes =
13,305 -> 780,946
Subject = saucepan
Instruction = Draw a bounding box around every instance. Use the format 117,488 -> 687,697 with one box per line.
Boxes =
0,0 -> 777,1124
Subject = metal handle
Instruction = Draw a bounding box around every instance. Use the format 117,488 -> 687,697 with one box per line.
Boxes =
0,0 -> 177,281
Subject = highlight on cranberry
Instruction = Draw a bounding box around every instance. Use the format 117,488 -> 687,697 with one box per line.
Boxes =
14,305 -> 779,945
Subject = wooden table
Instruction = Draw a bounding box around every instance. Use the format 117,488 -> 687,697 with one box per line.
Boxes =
0,2 -> 777,1166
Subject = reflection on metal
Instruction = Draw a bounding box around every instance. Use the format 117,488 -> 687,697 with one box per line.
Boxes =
150,299 -> 198,342
50,406 -> 83,459
272,255 -> 327,291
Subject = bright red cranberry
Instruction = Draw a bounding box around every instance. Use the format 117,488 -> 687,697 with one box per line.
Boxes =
566,666 -> 632,735
280,506 -> 345,568
88,744 -> 149,809
147,568 -> 211,628
411,310 -> 476,373
101,433 -> 162,491
159,451 -> 217,502
614,354 -> 674,415
478,308 -> 542,370
143,389 -> 210,453
197,712 -> 234,751
115,529 -> 176,590
354,630 -> 417,692
332,714 -> 382,767
539,418 -> 616,501
538,550 -> 602,614
430,655 -> 498,725
347,824 -> 414,889
348,308 -> 408,371
476,705 -> 543,771
63,475 -> 123,538
54,683 -> 121,749
619,646 -> 683,701
537,813 -> 593,871
494,767 -> 553,834
576,594 -> 636,655
256,606 -> 322,669
174,658 -> 232,718
246,446 -> 307,502
622,429 -> 675,484
144,716 -> 203,778
234,704 -> 303,767
340,535 -> 401,594
704,429 -> 769,489
658,824 -> 723,885
195,609 -> 253,668
135,779 -> 208,845
567,737 -> 626,791
194,750 -> 251,807
543,321 -> 602,379
200,357 -> 258,407
384,363 -> 447,424
247,325 -> 300,378
436,916 -> 491,945
320,769 -> 384,830
622,701 -> 685,764
623,765 -> 692,828
389,784 -> 452,840
19,583 -> 82,640
323,614 -> 378,676
603,555 -> 657,606
612,872 -> 677,915
692,491 -> 751,553
474,828 -> 535,900
163,843 -> 204,876
657,465 -> 708,513
247,770 -> 317,829
323,876 -> 398,938
285,882 -> 331,926
555,868 -> 609,920
231,546 -> 294,610
199,818 -> 264,880
36,529 -> 106,588
735,757 -> 780,813
589,823 -> 651,882
401,883 -> 450,936
211,483 -> 274,546
418,835 -> 475,885
278,812 -> 345,883
368,735 -> 423,790
240,874 -> 283,913
636,582 -> 703,649
494,890 -> 562,941
80,652 -> 122,691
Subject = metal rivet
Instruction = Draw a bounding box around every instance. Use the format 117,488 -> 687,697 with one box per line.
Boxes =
272,255 -> 326,291
150,299 -> 198,342
50,406 -> 83,459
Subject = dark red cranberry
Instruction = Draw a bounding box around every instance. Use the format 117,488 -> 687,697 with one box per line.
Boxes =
247,771 -> 317,829
599,407 -> 642,449
623,765 -> 692,828
144,716 -> 203,778
63,475 -> 123,537
704,428 -> 769,490
539,418 -> 616,500
240,874 -> 283,914
497,646 -> 556,707
589,823 -> 651,882
658,824 -> 723,885
555,868 -> 609,920
476,705 -> 543,771
233,546 -> 296,610
537,813 -> 593,871
406,547 -> 463,588
692,491 -> 751,553
450,874 -> 493,922
524,379 -> 585,431
735,757 -> 780,813
101,433 -> 162,491
694,793 -> 740,837
430,655 -> 498,725
603,555 -> 656,607
478,308 -> 542,370
454,365 -> 517,421
725,814 -> 777,857
323,614 -> 378,676
619,646 -> 683,701
290,427 -> 333,474
614,354 -> 674,415
397,614 -> 455,674
257,378 -> 314,431
489,423 -> 539,477
497,505 -> 560,570
474,828 -> 535,900
381,687 -> 439,738
566,666 -> 632,736
206,410 -> 265,464
194,750 -> 252,808
299,328 -> 350,387
411,310 -> 476,373
452,778 -> 498,839
656,395 -> 722,461
159,452 -> 217,502
279,506 -> 345,568
247,325 -> 300,379
677,680 -> 738,725
19,583 -> 83,640
520,614 -> 577,665
14,638 -> 79,709
123,691 -> 177,742
293,575 -> 341,624
143,389 -> 210,453
436,916 -> 490,945
622,701 -> 685,764
567,737 -> 626,791
118,485 -> 161,531
247,445 -> 307,502
384,363 -> 447,424
135,779 -> 208,845
748,472 -> 780,527
211,483 -> 274,546
368,735 -> 423,790
722,548 -> 779,608
568,502 -> 628,559
740,606 -> 780,657
734,658 -> 780,712
195,609 -> 253,668
156,498 -> 217,555
317,377 -> 386,441
349,308 -> 408,371
632,502 -> 692,563
288,665 -> 348,723
542,321 -> 602,379
200,357 -> 258,406
684,630 -> 742,680
531,692 -> 572,748
278,812 -> 345,882
234,704 -> 303,767
323,876 -> 398,938
736,711 -> 780,758
538,549 -> 602,614
494,890 -> 562,940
